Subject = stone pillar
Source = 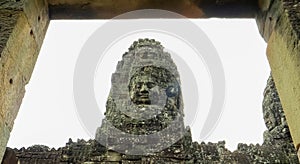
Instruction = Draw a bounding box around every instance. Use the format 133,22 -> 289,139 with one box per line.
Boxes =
0,0 -> 49,162
256,0 -> 300,159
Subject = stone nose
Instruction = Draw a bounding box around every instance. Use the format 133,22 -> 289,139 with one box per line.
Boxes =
140,83 -> 149,92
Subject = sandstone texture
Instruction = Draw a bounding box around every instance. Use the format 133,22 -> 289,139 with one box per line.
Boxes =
256,0 -> 300,152
0,0 -> 49,162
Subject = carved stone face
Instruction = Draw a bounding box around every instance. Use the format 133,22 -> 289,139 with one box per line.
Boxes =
128,66 -> 180,109
129,75 -> 158,105
263,109 -> 277,131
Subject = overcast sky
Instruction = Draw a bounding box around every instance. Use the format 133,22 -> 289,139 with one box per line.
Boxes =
7,18 -> 269,151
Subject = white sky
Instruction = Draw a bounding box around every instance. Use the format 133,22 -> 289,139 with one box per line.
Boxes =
7,19 -> 269,151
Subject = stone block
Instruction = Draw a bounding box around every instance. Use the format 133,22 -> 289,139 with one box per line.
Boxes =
0,12 -> 38,130
0,1 -> 49,162
0,9 -> 20,60
23,0 -> 49,48
266,0 -> 300,152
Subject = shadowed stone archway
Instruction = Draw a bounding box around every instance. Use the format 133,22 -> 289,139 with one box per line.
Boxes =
0,0 -> 299,162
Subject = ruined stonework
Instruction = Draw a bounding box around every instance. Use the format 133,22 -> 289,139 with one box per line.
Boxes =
13,139 -> 299,163
9,39 -> 299,164
95,38 -> 189,156
256,0 -> 300,152
262,74 -> 293,145
13,145 -> 60,164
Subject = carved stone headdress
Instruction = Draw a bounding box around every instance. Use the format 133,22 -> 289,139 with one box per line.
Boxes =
106,38 -> 183,121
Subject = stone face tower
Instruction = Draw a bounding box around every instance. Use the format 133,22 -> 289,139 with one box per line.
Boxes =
95,39 -> 192,156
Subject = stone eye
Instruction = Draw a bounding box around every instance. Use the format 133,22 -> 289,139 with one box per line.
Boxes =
166,86 -> 178,97
147,82 -> 155,89
136,83 -> 142,89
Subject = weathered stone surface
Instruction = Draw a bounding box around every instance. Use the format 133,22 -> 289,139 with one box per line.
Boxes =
0,11 -> 37,163
262,74 -> 292,145
0,121 -> 10,164
48,0 -> 259,19
23,0 -> 49,48
0,9 -> 20,62
0,1 -> 23,68
48,0 -> 204,19
1,147 -> 17,164
0,1 -> 23,11
60,139 -> 106,163
264,0 -> 300,153
0,0 -> 49,162
0,0 -> 49,48
258,0 -> 272,11
15,145 -> 60,164
256,0 -> 300,160
256,0 -> 280,42
194,0 -> 259,18
95,39 -> 188,155
233,143 -> 298,163
13,138 -> 299,163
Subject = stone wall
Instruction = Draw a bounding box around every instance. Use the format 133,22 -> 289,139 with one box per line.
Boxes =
0,0 -> 49,162
256,0 -> 300,154
14,145 -> 60,164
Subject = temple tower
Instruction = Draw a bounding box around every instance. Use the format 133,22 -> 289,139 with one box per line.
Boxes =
95,39 -> 192,157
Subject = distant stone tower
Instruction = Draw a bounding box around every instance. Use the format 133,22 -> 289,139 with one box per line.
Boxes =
95,39 -> 192,156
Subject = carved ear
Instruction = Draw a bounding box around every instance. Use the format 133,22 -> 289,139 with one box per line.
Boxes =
166,85 -> 179,97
